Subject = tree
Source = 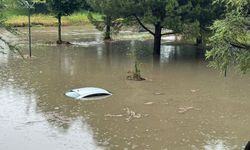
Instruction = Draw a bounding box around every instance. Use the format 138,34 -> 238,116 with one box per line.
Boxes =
87,0 -> 122,40
185,0 -> 225,45
46,0 -> 81,44
206,0 -> 250,74
118,0 -> 198,55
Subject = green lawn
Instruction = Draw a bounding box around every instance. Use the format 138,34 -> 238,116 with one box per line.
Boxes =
5,12 -> 102,27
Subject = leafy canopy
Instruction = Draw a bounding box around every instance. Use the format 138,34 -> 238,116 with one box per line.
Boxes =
46,0 -> 81,16
206,0 -> 250,74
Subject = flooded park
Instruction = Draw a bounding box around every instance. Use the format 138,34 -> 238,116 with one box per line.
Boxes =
0,26 -> 249,150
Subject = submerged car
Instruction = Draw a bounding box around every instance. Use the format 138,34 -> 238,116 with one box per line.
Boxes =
65,87 -> 112,100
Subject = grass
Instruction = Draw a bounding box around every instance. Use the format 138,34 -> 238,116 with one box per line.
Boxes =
5,11 -> 103,27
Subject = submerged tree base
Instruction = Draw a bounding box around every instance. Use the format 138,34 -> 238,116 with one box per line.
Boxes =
104,37 -> 113,42
126,71 -> 145,81
56,40 -> 71,45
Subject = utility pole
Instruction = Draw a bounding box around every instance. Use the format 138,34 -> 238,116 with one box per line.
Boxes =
18,0 -> 34,58
28,7 -> 31,57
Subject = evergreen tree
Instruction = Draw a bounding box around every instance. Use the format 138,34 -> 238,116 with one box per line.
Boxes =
206,0 -> 250,74
185,0 -> 225,45
118,0 -> 197,55
46,0 -> 81,44
87,0 -> 122,40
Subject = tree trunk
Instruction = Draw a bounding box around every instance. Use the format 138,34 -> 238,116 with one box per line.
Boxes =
57,14 -> 62,44
153,22 -> 162,55
153,54 -> 160,69
196,27 -> 203,46
196,36 -> 202,46
104,16 -> 111,40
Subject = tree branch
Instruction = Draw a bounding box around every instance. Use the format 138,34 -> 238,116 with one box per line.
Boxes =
133,15 -> 155,36
161,32 -> 176,36
230,42 -> 250,50
225,38 -> 250,51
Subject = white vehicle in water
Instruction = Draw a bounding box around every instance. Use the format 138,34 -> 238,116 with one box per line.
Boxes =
65,87 -> 112,100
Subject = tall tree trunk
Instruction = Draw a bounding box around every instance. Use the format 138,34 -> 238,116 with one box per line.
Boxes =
196,27 -> 203,46
153,22 -> 162,55
153,54 -> 160,70
57,14 -> 62,44
104,16 -> 111,40
196,35 -> 202,46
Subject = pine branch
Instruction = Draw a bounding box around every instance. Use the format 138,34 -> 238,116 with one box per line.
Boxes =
133,15 -> 155,36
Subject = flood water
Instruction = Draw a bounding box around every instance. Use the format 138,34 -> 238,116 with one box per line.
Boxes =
0,26 -> 250,150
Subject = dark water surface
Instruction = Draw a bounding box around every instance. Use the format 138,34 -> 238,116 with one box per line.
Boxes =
0,26 -> 250,150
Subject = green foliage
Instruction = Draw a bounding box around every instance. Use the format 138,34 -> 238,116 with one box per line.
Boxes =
134,60 -> 141,78
0,0 -> 5,26
206,0 -> 250,74
33,2 -> 49,14
0,0 -> 22,29
126,60 -> 145,81
64,11 -> 101,24
87,13 -> 104,31
88,13 -> 122,33
127,57 -> 145,81
186,0 -> 226,44
0,0 -> 19,26
46,0 -> 82,17
118,0 -> 195,31
0,0 -> 22,56
116,0 -> 207,54
86,0 -> 120,17
87,0 -> 123,39
189,0 -> 225,27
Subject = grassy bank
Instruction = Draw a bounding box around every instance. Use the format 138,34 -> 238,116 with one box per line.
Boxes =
5,12 -> 102,27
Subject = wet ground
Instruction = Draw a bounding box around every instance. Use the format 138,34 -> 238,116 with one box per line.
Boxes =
0,26 -> 250,150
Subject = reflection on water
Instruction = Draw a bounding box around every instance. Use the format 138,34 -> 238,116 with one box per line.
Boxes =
0,26 -> 250,150
0,40 -> 10,65
161,45 -> 176,63
160,45 -> 204,63
0,85 -> 104,150
204,139 -> 236,150
71,41 -> 104,47
71,32 -> 103,47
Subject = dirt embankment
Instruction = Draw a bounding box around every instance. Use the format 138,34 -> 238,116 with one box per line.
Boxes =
0,28 -> 19,53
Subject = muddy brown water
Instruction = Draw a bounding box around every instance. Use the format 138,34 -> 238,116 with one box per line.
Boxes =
0,26 -> 250,150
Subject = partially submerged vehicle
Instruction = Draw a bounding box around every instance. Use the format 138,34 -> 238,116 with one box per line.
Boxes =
65,87 -> 112,100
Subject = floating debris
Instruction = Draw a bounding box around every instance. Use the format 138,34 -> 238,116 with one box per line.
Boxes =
24,120 -> 45,125
144,102 -> 154,105
190,89 -> 200,93
104,114 -> 123,117
8,78 -> 15,82
125,108 -> 142,122
178,106 -> 194,113
154,92 -> 164,95
105,108 -> 147,122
